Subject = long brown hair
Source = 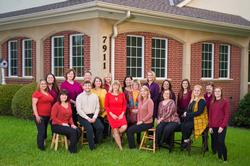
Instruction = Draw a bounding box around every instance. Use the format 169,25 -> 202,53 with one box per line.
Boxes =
36,79 -> 48,92
178,79 -> 191,99
92,77 -> 103,89
45,73 -> 59,94
211,87 -> 224,106
57,89 -> 69,105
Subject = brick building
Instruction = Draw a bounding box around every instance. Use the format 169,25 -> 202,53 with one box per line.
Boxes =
1,0 -> 250,122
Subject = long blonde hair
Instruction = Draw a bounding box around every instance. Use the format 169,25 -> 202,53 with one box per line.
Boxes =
109,80 -> 123,94
139,85 -> 151,101
104,72 -> 112,85
189,85 -> 204,103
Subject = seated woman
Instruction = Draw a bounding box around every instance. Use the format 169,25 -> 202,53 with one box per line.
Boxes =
51,89 -> 81,153
155,89 -> 180,148
180,85 -> 208,151
126,85 -> 154,149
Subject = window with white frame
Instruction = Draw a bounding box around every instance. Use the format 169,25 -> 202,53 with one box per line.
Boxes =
219,45 -> 230,78
70,34 -> 84,77
152,38 -> 168,78
126,35 -> 144,78
202,43 -> 214,78
23,39 -> 33,77
52,36 -> 64,77
248,48 -> 250,82
8,40 -> 18,76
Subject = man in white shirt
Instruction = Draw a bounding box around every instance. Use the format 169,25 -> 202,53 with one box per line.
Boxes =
76,81 -> 104,150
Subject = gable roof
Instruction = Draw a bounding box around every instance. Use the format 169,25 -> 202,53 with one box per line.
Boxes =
0,0 -> 250,27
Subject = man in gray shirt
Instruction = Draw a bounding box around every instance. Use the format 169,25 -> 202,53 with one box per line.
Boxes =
76,81 -> 104,150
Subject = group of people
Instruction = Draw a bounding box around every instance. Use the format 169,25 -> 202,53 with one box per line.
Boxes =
32,69 -> 229,163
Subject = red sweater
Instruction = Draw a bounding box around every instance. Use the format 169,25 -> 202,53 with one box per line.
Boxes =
209,98 -> 230,129
32,91 -> 54,116
51,102 -> 74,125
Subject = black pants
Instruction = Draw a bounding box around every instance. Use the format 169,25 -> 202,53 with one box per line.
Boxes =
127,122 -> 141,144
181,119 -> 194,140
51,124 -> 81,153
72,107 -> 78,126
78,114 -> 104,150
155,122 -> 180,144
211,133 -> 217,153
33,115 -> 50,150
50,120 -> 54,137
98,116 -> 109,137
127,122 -> 154,149
148,116 -> 155,136
213,127 -> 227,161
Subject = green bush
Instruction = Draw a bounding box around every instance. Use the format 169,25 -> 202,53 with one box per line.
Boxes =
233,91 -> 250,126
0,84 -> 23,116
11,82 -> 37,120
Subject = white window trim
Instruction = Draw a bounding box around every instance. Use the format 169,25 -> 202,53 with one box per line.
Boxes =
70,34 -> 84,78
202,42 -> 214,79
248,48 -> 250,84
52,35 -> 64,78
219,44 -> 230,79
22,39 -> 33,77
8,40 -> 18,77
127,34 -> 144,79
152,37 -> 168,79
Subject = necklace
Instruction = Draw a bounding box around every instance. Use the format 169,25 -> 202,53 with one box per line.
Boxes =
115,97 -> 118,100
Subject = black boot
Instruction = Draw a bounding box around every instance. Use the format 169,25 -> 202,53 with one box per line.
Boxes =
179,142 -> 188,151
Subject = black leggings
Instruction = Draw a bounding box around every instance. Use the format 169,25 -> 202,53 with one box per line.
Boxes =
181,119 -> 194,140
213,127 -> 227,161
155,122 -> 180,144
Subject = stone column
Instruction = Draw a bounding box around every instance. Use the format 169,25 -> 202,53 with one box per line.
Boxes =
240,46 -> 249,99
182,42 -> 191,80
36,39 -> 44,82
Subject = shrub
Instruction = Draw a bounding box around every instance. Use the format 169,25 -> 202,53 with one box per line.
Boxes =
12,82 -> 37,120
233,91 -> 250,126
0,84 -> 23,116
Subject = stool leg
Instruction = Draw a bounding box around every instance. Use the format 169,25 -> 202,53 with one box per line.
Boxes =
64,136 -> 68,150
81,128 -> 84,146
153,131 -> 156,153
61,135 -> 64,147
51,133 -> 56,149
139,131 -> 147,150
55,134 -> 59,151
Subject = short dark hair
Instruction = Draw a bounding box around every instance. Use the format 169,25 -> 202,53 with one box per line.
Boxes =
57,89 -> 69,105
65,69 -> 76,80
84,70 -> 92,76
161,89 -> 172,100
206,82 -> 214,90
84,81 -> 91,85
123,75 -> 133,88
161,79 -> 172,92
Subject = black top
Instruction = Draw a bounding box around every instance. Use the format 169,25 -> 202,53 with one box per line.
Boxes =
184,99 -> 206,119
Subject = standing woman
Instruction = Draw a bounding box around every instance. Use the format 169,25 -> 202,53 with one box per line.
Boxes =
51,89 -> 81,153
126,86 -> 154,149
122,76 -> 133,97
155,89 -> 180,148
180,85 -> 208,151
45,73 -> 59,138
177,79 -> 192,121
91,77 -> 108,138
104,80 -> 127,150
60,69 -> 82,126
32,79 -> 54,151
143,71 -> 159,119
158,80 -> 176,105
103,72 -> 112,92
209,87 -> 229,163
126,79 -> 141,144
80,70 -> 92,91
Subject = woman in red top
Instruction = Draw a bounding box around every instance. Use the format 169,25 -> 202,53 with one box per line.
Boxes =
104,80 -> 127,150
51,89 -> 81,153
177,78 -> 192,122
32,79 -> 54,151
103,72 -> 112,92
209,87 -> 229,163
126,85 -> 154,149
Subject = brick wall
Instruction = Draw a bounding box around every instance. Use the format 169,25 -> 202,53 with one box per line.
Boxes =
1,37 -> 36,85
113,32 -> 183,93
191,40 -> 241,123
44,31 -> 91,85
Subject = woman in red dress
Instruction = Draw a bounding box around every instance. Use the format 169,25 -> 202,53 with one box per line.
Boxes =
104,80 -> 127,150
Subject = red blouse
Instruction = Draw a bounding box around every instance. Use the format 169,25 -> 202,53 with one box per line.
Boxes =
32,91 -> 54,116
51,102 -> 74,125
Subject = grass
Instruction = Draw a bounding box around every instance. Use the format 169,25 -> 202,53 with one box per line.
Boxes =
0,116 -> 249,166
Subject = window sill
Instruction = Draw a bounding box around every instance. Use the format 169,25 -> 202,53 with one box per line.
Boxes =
5,77 -> 35,81
200,78 -> 234,83
138,78 -> 172,84
55,77 -> 85,82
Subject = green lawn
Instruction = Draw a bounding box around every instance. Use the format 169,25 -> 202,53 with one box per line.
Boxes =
0,116 -> 249,166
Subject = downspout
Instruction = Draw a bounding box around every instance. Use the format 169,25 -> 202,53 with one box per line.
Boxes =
111,11 -> 131,81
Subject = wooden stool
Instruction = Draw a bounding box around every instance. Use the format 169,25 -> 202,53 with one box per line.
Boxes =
139,127 -> 157,153
77,121 -> 95,146
187,128 -> 208,157
51,133 -> 68,151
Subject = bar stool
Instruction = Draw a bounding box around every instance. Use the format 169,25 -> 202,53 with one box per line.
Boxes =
51,133 -> 68,151
187,128 -> 208,157
139,127 -> 157,153
77,121 -> 95,146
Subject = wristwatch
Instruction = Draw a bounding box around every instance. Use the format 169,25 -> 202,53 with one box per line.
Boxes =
142,120 -> 144,123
